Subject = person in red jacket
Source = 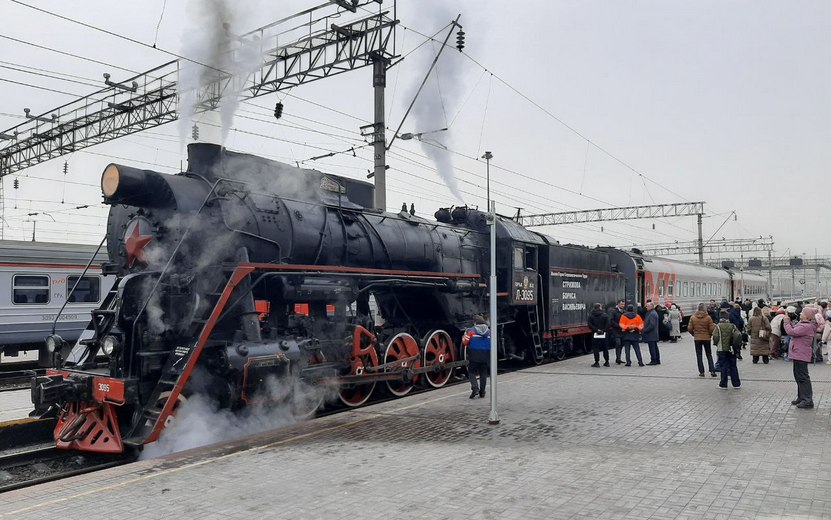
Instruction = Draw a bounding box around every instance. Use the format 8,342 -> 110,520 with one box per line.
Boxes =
619,304 -> 645,367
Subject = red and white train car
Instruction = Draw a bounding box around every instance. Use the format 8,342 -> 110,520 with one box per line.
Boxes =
598,248 -> 769,322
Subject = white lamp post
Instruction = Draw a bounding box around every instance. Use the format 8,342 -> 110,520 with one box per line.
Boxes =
482,150 -> 499,425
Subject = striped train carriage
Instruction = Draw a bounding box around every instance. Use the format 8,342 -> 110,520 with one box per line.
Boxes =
0,240 -> 116,367
599,247 -> 769,322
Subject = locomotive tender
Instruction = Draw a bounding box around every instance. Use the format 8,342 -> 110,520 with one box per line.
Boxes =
31,144 -> 766,453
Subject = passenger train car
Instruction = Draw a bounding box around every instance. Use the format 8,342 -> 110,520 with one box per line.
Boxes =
0,240 -> 115,367
30,144 -> 768,454
599,248 -> 769,321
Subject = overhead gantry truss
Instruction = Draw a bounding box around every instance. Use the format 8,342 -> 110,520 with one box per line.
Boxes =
515,202 -> 705,227
0,1 -> 397,176
635,237 -> 774,256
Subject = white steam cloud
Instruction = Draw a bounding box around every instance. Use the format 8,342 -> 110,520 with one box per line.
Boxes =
405,10 -> 468,204
140,371 -> 333,459
177,0 -> 265,148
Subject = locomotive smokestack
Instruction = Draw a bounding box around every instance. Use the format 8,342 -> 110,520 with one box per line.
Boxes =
101,163 -> 211,212
101,164 -> 177,209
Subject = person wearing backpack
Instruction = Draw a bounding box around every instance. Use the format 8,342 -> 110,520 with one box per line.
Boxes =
713,310 -> 742,389
784,308 -> 817,409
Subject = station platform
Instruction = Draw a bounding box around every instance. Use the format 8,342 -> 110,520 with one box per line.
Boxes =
0,390 -> 32,424
3,335 -> 831,519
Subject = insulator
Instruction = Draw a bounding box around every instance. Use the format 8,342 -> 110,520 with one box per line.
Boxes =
191,124 -> 199,140
455,29 -> 465,52
63,161 -> 68,175
13,178 -> 19,189
274,102 -> 284,120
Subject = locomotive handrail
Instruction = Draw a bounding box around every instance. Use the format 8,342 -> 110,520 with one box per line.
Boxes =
51,235 -> 108,336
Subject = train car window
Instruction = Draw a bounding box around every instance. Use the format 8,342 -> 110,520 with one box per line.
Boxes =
696,282 -> 702,297
668,281 -> 674,296
513,247 -> 524,271
645,280 -> 651,296
524,246 -> 537,271
683,282 -> 688,297
13,274 -> 49,305
659,280 -> 664,297
67,276 -> 101,303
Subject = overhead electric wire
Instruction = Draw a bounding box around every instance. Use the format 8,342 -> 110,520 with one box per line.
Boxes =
0,62 -> 101,88
0,34 -> 140,75
0,76 -> 87,97
8,0 -> 228,77
239,92 -> 690,243
0,14 -> 699,246
395,22 -> 690,203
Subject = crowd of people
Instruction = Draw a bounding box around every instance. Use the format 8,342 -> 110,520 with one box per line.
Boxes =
464,297 -> 826,409
585,296 -> 828,409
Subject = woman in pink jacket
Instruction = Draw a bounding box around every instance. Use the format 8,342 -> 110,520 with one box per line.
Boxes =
784,308 -> 817,409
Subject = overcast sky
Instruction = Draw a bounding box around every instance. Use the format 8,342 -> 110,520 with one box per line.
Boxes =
0,0 -> 828,264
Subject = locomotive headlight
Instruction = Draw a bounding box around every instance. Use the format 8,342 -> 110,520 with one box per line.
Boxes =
101,164 -> 120,198
101,335 -> 120,356
45,334 -> 64,353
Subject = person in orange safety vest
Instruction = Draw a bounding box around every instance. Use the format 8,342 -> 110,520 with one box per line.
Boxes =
619,304 -> 645,367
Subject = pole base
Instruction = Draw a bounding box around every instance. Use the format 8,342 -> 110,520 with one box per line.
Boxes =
488,411 -> 500,425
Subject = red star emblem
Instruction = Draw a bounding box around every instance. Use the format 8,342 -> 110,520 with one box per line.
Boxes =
125,220 -> 153,268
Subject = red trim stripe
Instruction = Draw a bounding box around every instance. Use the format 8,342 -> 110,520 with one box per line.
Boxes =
0,262 -> 103,269
238,262 -> 481,279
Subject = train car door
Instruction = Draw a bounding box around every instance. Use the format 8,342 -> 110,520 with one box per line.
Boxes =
637,271 -> 645,306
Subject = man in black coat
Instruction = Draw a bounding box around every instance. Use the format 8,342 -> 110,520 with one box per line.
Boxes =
656,304 -> 670,342
588,303 -> 611,367
610,299 -> 626,364
642,302 -> 661,365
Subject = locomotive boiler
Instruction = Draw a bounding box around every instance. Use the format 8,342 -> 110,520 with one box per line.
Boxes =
31,143 -> 544,453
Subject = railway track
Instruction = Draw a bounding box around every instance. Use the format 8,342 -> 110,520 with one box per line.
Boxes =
0,445 -> 134,493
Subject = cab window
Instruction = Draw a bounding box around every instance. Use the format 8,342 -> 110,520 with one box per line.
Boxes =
67,276 -> 101,303
513,247 -> 524,271
13,275 -> 49,304
524,246 -> 537,271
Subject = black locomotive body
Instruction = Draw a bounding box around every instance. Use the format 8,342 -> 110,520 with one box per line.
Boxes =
32,144 -> 545,453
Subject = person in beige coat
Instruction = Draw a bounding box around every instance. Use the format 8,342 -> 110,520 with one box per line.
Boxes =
688,303 -> 717,377
748,306 -> 772,364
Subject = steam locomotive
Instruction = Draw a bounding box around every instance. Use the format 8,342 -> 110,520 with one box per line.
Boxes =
31,144 -> 767,454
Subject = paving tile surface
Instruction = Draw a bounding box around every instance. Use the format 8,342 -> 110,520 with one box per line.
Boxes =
2,336 -> 831,519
